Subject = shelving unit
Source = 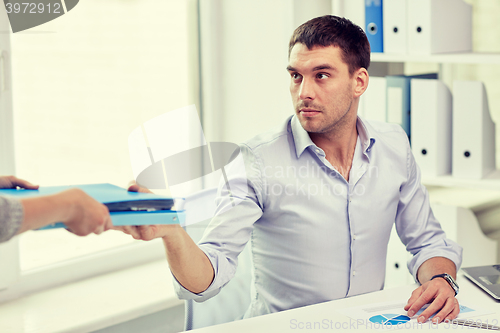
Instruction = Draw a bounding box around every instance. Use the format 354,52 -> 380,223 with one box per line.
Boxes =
373,50 -> 500,288
422,171 -> 500,192
371,52 -> 500,65
371,51 -> 500,192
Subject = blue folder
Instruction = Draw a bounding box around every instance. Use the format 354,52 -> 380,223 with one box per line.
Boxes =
365,0 -> 384,53
0,183 -> 185,228
385,73 -> 438,140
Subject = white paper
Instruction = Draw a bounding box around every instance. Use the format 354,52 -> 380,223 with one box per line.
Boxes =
337,300 -> 493,330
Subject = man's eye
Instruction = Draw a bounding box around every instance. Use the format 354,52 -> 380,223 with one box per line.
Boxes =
292,73 -> 302,80
317,73 -> 328,79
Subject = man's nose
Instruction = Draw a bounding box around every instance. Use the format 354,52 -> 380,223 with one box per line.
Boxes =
299,78 -> 315,100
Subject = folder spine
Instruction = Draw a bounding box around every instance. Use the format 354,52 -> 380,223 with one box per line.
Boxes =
383,0 -> 407,54
452,81 -> 496,179
365,0 -> 384,53
408,0 -> 472,55
411,79 -> 452,177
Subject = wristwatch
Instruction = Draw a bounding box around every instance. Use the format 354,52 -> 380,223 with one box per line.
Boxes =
431,273 -> 459,296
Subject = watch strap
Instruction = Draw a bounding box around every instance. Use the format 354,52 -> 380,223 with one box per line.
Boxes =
431,273 -> 459,296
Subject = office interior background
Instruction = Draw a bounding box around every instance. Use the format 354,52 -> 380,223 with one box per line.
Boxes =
1,0 -> 500,332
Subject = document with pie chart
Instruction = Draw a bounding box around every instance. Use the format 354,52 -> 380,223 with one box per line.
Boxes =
338,300 -> 492,327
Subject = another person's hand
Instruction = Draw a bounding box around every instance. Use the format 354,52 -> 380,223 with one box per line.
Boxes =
58,188 -> 113,236
18,187 -> 113,236
0,175 -> 39,189
404,278 -> 459,324
112,182 -> 181,240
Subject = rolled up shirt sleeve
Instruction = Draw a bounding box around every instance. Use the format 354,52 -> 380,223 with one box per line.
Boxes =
0,196 -> 24,243
395,141 -> 463,283
172,144 -> 264,302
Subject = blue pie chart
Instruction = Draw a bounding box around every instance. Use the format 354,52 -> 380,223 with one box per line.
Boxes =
369,314 -> 411,326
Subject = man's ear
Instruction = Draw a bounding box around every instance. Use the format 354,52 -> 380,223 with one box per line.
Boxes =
353,68 -> 369,98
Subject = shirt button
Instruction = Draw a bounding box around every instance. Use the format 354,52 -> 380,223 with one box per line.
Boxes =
353,235 -> 357,240
353,271 -> 356,276
315,148 -> 320,154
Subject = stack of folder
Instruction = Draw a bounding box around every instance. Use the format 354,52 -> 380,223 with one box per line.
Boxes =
339,0 -> 472,55
359,73 -> 437,140
0,183 -> 186,229
360,77 -> 497,180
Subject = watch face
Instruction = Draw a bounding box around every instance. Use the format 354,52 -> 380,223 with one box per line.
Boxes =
444,274 -> 459,294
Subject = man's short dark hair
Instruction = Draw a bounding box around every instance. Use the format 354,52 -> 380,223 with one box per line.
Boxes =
289,15 -> 370,76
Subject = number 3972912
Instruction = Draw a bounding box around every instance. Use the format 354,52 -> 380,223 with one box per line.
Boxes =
5,2 -> 62,14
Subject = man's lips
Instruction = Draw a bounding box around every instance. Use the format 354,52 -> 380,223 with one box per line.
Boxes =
299,108 -> 321,117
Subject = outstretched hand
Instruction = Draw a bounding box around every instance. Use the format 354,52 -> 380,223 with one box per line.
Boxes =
61,188 -> 113,236
112,181 -> 181,240
405,278 -> 459,324
0,175 -> 39,190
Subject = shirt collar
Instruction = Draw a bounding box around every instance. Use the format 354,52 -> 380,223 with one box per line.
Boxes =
291,115 -> 376,159
356,116 -> 376,158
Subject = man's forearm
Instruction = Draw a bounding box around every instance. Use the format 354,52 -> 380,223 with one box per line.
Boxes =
162,226 -> 215,294
416,256 -> 457,284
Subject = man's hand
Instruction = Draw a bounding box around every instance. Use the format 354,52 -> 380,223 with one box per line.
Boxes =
0,175 -> 39,189
112,181 -> 180,240
113,224 -> 182,241
405,276 -> 459,324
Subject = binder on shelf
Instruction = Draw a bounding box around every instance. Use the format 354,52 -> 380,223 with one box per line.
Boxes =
386,73 -> 437,139
452,81 -> 496,179
0,183 -> 186,228
365,0 -> 383,53
359,76 -> 386,122
407,0 -> 472,55
411,79 -> 452,177
383,0 -> 407,54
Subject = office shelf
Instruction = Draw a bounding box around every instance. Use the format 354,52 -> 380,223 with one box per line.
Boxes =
371,51 -> 500,193
371,52 -> 500,65
422,170 -> 500,192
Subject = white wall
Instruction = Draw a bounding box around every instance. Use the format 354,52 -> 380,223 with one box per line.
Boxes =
11,0 -> 197,187
200,0 -> 296,144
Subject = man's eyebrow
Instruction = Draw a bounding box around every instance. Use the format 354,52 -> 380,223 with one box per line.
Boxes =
312,64 -> 336,72
286,64 -> 337,72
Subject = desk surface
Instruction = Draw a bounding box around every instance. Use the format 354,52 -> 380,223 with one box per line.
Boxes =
192,274 -> 500,332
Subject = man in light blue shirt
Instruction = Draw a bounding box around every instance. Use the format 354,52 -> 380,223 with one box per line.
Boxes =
119,15 -> 462,324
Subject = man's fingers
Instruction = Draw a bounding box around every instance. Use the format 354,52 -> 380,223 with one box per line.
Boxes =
443,298 -> 460,322
128,184 -> 140,192
127,183 -> 153,194
407,287 -> 437,320
405,287 -> 422,312
417,296 -> 446,323
121,225 -> 142,239
431,297 -> 456,323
